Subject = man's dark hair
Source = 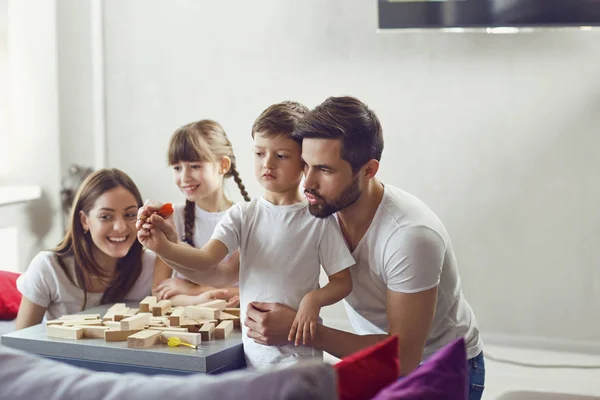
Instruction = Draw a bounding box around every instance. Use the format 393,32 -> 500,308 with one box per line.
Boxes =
292,96 -> 383,172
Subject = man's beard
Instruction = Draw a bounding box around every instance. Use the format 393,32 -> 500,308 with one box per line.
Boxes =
306,175 -> 361,218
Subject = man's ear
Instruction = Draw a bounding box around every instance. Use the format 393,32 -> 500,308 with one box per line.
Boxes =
363,159 -> 380,180
220,156 -> 232,175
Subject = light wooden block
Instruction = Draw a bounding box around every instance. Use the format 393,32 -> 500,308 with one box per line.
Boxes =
184,306 -> 221,320
127,330 -> 161,349
139,296 -> 157,312
218,312 -> 241,330
46,320 -> 64,326
61,319 -> 104,326
102,321 -> 121,330
114,307 -> 131,321
197,299 -> 226,310
148,326 -> 189,333
46,325 -> 84,340
60,314 -> 100,320
169,307 -> 184,326
74,325 -> 110,339
223,308 -> 240,317
215,320 -> 233,339
152,300 -> 172,316
123,308 -> 139,318
102,303 -> 128,321
120,313 -> 151,331
104,329 -> 143,342
199,322 -> 215,341
159,331 -> 202,347
179,317 -> 216,327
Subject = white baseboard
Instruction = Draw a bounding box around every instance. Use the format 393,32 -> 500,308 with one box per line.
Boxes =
483,332 -> 600,355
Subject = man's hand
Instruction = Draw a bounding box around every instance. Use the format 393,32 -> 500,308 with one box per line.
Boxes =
244,302 -> 297,346
288,294 -> 319,346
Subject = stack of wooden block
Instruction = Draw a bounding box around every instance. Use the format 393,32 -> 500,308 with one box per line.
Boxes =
45,297 -> 240,349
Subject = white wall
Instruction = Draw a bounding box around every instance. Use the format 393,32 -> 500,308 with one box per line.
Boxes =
56,0 -> 600,351
1,0 -> 62,271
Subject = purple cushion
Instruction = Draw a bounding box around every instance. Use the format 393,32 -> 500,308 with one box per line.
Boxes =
371,338 -> 467,400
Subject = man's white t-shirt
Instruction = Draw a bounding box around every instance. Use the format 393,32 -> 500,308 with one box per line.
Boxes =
172,203 -> 231,279
343,185 -> 483,360
212,196 -> 355,368
17,250 -> 156,321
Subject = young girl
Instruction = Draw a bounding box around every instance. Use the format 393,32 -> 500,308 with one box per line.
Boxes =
138,102 -> 354,369
15,169 -> 156,329
152,120 -> 250,307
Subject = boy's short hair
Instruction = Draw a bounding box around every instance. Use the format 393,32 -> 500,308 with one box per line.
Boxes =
251,101 -> 310,144
292,96 -> 384,173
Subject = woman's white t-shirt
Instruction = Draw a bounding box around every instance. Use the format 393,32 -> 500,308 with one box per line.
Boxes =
16,250 -> 156,320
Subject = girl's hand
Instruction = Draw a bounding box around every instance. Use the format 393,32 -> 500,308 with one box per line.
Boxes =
154,277 -> 197,300
288,294 -> 319,346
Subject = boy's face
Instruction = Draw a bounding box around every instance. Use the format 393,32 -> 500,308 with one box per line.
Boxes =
253,132 -> 304,194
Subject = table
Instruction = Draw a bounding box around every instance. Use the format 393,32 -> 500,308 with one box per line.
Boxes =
1,303 -> 245,375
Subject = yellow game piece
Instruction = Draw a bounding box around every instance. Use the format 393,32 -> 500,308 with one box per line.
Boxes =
167,336 -> 197,349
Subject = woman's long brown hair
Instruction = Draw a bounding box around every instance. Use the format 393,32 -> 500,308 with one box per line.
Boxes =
168,120 -> 250,247
53,168 -> 144,310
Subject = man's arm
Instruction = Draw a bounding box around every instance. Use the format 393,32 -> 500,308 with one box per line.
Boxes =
246,286 -> 436,376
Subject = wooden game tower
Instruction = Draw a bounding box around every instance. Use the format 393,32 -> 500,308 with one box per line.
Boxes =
45,297 -> 240,349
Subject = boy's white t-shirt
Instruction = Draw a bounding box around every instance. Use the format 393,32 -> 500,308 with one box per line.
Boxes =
211,196 -> 355,368
172,203 -> 230,279
16,250 -> 156,321
342,184 -> 483,360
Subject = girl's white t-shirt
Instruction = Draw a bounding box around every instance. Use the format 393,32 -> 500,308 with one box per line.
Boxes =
172,203 -> 231,279
16,250 -> 156,320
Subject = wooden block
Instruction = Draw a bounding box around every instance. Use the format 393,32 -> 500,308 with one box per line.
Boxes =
46,320 -> 64,326
197,299 -> 226,310
127,330 -> 161,349
46,325 -> 84,340
169,307 -> 184,326
60,314 -> 100,320
199,322 -> 215,341
139,296 -> 157,312
152,300 -> 172,316
74,325 -> 110,339
114,307 -> 131,321
218,312 -> 241,329
215,320 -> 233,339
61,319 -> 104,326
123,308 -> 139,318
148,326 -> 189,333
102,321 -> 121,330
223,308 -> 240,317
179,317 -> 216,326
104,329 -> 142,342
120,313 -> 151,331
102,303 -> 128,321
159,331 -> 202,347
184,306 -> 221,320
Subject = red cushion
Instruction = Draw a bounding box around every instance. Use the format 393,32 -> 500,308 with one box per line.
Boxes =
0,271 -> 22,320
334,335 -> 400,400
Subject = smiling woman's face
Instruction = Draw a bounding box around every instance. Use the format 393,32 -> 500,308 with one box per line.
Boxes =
80,186 -> 139,261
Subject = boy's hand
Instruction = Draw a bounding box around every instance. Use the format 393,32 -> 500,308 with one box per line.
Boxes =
136,218 -> 171,255
288,294 -> 319,346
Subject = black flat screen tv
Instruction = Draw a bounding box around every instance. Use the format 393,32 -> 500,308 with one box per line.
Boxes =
378,0 -> 600,30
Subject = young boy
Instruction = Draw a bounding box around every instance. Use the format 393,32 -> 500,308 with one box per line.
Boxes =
138,101 -> 354,369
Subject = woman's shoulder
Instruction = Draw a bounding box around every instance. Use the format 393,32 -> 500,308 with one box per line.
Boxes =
26,251 -> 62,274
